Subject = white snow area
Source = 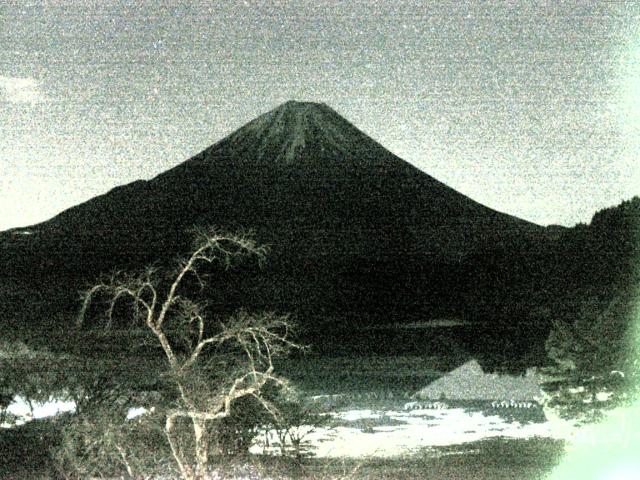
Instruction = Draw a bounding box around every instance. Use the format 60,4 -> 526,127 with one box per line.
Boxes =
2,396 -> 587,458
126,406 -> 149,419
2,396 -> 152,427
4,394 -> 620,461
4,395 -> 76,425
250,404 -> 585,458
596,391 -> 614,402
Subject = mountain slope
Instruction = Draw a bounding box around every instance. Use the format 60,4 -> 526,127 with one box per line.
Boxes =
1,101 -> 547,338
12,102 -> 538,265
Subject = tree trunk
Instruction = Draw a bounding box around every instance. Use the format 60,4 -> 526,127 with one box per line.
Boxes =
165,415 -> 195,480
193,417 -> 209,480
114,443 -> 136,479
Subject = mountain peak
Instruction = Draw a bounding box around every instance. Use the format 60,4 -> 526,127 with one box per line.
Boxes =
267,99 -> 336,121
267,100 -> 336,124
221,100 -> 369,164
278,100 -> 329,111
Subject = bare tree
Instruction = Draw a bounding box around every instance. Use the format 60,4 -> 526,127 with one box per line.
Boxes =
76,229 -> 300,480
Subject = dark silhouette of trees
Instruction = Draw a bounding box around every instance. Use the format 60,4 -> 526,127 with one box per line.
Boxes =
540,197 -> 640,422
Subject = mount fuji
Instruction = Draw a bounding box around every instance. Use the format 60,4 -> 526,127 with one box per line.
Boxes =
1,101 -> 552,353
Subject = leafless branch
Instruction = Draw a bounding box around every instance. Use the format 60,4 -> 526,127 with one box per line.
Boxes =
75,229 -> 300,480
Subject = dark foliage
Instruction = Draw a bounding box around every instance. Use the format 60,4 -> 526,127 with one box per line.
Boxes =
536,197 -> 640,419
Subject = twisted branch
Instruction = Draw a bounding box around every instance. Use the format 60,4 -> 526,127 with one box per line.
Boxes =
75,229 -> 299,480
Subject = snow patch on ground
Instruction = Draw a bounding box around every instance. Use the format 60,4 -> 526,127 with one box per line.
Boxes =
5,395 -> 75,424
2,397 -> 153,427
251,405 -> 582,458
3,396 -> 594,460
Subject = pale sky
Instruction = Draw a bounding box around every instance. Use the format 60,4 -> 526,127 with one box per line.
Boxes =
1,0 -> 639,231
